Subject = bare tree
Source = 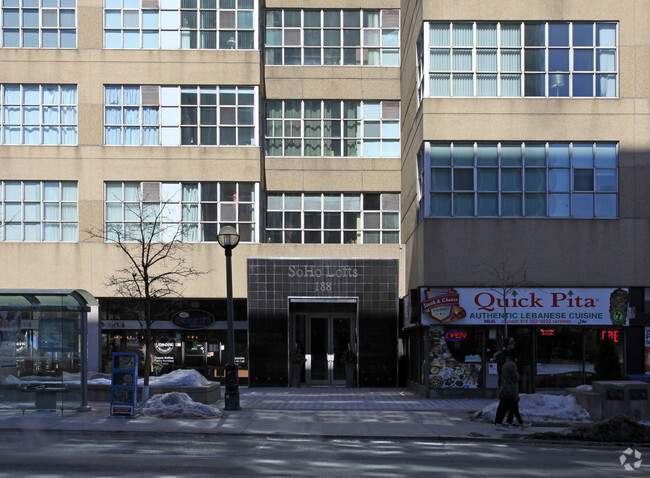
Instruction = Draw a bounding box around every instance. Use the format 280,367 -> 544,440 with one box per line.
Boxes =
477,248 -> 527,342
87,187 -> 207,402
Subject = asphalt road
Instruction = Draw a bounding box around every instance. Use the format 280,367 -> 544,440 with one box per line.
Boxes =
0,430 -> 646,477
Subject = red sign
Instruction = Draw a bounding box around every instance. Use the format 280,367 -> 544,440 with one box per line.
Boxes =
600,330 -> 620,343
540,328 -> 555,336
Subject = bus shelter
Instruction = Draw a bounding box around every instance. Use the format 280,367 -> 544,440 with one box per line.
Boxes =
0,289 -> 97,412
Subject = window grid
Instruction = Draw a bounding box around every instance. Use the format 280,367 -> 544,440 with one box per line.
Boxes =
265,192 -> 400,244
1,0 -> 76,48
105,181 -> 257,243
104,0 -> 256,50
104,85 -> 258,146
424,21 -> 617,98
1,84 -> 78,145
423,142 -> 617,218
1,180 -> 78,242
265,9 -> 399,66
265,100 -> 399,158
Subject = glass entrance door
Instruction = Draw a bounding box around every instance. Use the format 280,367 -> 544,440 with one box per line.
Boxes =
305,314 -> 353,385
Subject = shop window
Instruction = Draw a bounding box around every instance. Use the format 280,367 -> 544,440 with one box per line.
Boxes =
536,326 -> 582,388
428,326 -> 482,389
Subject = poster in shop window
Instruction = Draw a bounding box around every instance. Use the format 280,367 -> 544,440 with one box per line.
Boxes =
420,287 -> 630,327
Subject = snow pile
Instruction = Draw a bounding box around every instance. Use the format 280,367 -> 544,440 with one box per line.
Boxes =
472,393 -> 591,423
139,392 -> 223,419
148,369 -> 212,387
87,368 -> 213,387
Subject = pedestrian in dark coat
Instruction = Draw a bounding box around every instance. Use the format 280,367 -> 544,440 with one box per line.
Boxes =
494,353 -> 528,430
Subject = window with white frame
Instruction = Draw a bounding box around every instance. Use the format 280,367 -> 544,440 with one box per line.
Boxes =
1,84 -> 78,145
419,141 -> 617,218
265,100 -> 399,157
104,0 -> 256,49
0,181 -> 78,241
265,192 -> 399,244
105,181 -> 258,242
422,21 -> 617,98
1,0 -> 76,48
265,9 -> 399,66
104,85 -> 257,146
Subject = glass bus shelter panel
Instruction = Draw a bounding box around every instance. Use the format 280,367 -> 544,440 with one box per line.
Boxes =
1,309 -> 83,411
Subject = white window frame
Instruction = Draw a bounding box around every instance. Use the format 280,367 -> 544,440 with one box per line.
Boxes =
423,21 -> 618,98
1,0 -> 77,48
1,84 -> 78,145
265,192 -> 400,244
0,180 -> 78,242
103,0 -> 258,50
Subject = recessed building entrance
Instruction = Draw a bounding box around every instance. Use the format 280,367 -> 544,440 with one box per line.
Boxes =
291,300 -> 357,386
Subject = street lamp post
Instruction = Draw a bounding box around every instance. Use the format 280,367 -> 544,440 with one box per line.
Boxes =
217,226 -> 240,411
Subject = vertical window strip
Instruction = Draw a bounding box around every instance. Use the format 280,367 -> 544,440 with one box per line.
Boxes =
103,1 -> 257,49
104,181 -> 257,243
264,192 -> 399,244
425,141 -> 617,218
1,180 -> 78,242
1,0 -> 77,48
0,84 -> 78,145
264,99 -> 399,158
426,21 -> 617,98
264,8 -> 399,66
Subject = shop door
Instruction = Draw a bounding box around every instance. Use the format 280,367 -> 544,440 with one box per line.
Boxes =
306,315 -> 353,385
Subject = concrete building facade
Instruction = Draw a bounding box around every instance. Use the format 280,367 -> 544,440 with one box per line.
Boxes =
0,0 -> 648,392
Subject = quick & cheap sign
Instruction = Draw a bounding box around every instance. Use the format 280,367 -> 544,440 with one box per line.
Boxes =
420,287 -> 629,327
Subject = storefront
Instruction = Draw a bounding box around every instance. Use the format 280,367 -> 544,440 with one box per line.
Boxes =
99,298 -> 249,384
404,287 -> 630,395
247,258 -> 399,387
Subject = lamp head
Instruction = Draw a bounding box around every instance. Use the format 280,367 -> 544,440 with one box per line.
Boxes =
217,226 -> 240,249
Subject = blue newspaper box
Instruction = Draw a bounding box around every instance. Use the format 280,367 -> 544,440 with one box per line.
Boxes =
111,353 -> 138,416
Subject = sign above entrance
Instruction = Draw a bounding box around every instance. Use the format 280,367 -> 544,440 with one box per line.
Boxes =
419,287 -> 630,327
171,310 -> 215,329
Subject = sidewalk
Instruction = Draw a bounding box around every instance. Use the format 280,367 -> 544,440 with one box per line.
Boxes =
0,387 -> 569,441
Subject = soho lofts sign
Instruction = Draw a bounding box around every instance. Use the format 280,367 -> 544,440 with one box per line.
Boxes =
288,264 -> 359,293
420,287 -> 630,327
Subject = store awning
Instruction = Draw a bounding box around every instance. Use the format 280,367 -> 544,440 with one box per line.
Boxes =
0,289 -> 98,312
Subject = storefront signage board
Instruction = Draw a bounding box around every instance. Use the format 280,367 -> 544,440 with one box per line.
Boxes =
171,310 -> 215,329
420,287 -> 630,327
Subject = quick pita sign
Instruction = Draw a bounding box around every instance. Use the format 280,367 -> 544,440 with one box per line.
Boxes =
420,287 -> 629,327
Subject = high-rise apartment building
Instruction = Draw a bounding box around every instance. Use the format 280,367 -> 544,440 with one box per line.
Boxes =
0,0 -> 647,394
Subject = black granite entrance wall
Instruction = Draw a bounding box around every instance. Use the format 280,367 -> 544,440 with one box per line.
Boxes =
247,258 -> 399,386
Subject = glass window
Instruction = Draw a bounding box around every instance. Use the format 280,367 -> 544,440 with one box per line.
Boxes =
106,181 -> 257,243
265,99 -> 398,158
1,181 -> 78,242
423,141 -> 617,218
264,9 -> 399,65
1,84 -> 77,145
104,85 -> 257,146
2,2 -> 76,48
424,21 -> 617,98
264,192 -> 398,244
102,0 -> 256,50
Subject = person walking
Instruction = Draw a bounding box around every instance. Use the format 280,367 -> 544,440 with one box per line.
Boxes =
494,337 -> 518,425
494,352 -> 529,431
